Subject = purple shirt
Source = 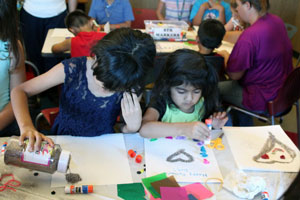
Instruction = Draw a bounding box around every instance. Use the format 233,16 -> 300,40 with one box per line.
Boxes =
227,13 -> 293,111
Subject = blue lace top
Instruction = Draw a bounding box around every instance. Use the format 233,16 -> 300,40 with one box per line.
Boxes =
52,57 -> 123,136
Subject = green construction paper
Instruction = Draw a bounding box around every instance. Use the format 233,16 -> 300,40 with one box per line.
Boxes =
117,183 -> 146,200
150,175 -> 180,195
142,173 -> 167,198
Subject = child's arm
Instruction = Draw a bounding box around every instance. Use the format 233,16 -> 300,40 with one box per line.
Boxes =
215,50 -> 230,68
223,31 -> 242,44
139,107 -> 210,140
51,38 -> 72,54
156,0 -> 165,20
0,41 -> 25,130
225,17 -> 234,31
211,111 -> 228,129
110,21 -> 131,29
192,2 -> 210,26
211,2 -> 225,24
11,63 -> 66,151
120,92 -> 142,133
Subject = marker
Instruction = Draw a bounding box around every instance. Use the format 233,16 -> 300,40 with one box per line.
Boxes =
1,142 -> 7,154
65,185 -> 93,194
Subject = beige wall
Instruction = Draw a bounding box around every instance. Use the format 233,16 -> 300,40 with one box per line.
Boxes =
85,0 -> 300,52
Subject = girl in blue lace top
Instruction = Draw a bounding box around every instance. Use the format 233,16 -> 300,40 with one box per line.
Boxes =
11,28 -> 156,151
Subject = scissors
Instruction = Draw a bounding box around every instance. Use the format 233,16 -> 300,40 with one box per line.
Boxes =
207,133 -> 225,150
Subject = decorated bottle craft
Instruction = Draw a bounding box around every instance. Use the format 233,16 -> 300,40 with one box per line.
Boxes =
4,136 -> 71,174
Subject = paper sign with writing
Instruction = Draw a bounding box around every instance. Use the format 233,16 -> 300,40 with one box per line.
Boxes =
144,138 -> 223,183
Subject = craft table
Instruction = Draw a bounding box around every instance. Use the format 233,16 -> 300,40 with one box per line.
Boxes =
41,28 -> 234,58
0,133 -> 297,200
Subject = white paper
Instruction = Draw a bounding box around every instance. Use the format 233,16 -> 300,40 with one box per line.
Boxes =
51,134 -> 133,187
145,137 -> 223,183
224,125 -> 300,172
155,42 -> 198,53
51,28 -> 73,38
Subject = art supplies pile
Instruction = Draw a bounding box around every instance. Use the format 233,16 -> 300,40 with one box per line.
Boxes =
144,136 -> 223,183
223,125 -> 300,172
142,173 -> 214,200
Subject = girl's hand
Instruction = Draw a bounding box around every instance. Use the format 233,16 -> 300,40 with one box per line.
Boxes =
19,127 -> 54,152
187,121 -> 210,141
121,92 -> 142,132
212,112 -> 228,129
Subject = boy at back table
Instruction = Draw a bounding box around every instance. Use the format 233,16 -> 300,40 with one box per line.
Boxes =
52,10 -> 106,57
197,19 -> 226,80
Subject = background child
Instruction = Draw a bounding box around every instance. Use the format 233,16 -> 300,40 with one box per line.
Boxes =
139,49 -> 227,140
223,0 -> 248,43
190,0 -> 232,25
88,0 -> 134,30
52,10 -> 106,57
197,19 -> 226,80
156,0 -> 195,23
225,0 -> 245,31
11,28 -> 156,151
0,0 -> 26,136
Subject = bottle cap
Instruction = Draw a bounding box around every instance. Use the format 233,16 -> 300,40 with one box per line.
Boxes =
57,150 -> 71,173
205,119 -> 212,125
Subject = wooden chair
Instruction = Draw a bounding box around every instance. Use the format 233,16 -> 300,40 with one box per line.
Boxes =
131,8 -> 158,29
226,67 -> 300,148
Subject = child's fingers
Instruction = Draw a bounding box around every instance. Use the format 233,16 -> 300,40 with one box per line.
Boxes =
131,93 -> 140,107
42,135 -> 54,147
34,133 -> 42,152
19,134 -> 26,146
28,133 -> 35,152
122,93 -> 131,112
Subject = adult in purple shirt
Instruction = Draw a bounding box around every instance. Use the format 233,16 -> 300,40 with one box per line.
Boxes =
219,0 -> 293,116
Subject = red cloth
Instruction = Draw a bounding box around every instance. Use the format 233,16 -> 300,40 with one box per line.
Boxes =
71,31 -> 106,57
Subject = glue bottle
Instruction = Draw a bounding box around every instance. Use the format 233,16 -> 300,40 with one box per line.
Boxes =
4,136 -> 71,174
204,119 -> 212,144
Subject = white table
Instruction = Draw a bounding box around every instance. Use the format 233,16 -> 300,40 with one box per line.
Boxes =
0,133 -> 297,200
41,28 -> 234,57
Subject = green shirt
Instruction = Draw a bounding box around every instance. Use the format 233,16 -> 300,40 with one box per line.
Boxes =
161,98 -> 205,123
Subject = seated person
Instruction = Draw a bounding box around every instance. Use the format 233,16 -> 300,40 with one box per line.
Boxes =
88,0 -> 134,30
190,0 -> 232,25
139,49 -> 227,140
156,0 -> 195,23
0,0 -> 25,136
223,0 -> 248,43
11,28 -> 156,151
218,0 -> 293,125
52,10 -> 106,57
197,19 -> 226,80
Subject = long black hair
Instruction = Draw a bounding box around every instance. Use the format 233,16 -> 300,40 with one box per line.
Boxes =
152,49 -> 219,119
0,0 -> 21,67
91,28 -> 156,94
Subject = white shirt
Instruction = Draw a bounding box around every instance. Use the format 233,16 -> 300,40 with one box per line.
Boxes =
23,0 -> 66,18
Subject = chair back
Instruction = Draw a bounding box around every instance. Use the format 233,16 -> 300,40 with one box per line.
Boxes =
268,67 -> 300,116
131,8 -> 157,29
